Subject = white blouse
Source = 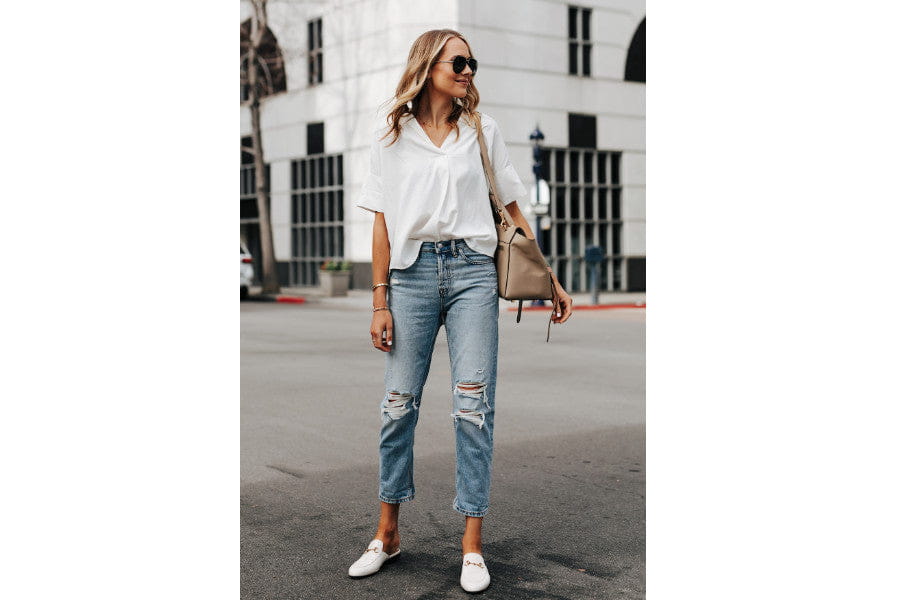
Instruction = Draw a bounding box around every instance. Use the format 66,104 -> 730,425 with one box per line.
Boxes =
356,112 -> 528,271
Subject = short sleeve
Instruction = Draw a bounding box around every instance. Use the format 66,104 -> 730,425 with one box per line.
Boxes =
356,133 -> 385,213
487,116 -> 529,206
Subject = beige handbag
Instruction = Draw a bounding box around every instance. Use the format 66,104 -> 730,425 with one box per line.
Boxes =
473,112 -> 559,341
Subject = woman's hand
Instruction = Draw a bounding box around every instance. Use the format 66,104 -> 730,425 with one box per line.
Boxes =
549,272 -> 573,324
370,310 -> 393,352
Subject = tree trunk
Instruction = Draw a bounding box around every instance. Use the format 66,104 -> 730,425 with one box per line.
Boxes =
248,0 -> 280,294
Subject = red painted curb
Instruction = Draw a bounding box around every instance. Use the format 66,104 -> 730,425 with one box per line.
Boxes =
275,296 -> 306,304
509,303 -> 645,312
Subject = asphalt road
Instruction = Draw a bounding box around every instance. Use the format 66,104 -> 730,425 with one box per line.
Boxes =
241,300 -> 645,599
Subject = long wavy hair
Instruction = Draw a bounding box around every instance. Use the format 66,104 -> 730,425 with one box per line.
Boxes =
380,29 -> 480,146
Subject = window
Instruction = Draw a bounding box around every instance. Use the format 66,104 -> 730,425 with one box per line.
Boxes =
239,19 -> 287,102
290,151 -> 344,286
625,17 -> 646,82
568,114 -> 597,149
308,17 -> 323,86
241,136 -> 253,165
544,149 -> 624,292
568,6 -> 591,76
307,122 -> 324,155
240,161 -> 269,223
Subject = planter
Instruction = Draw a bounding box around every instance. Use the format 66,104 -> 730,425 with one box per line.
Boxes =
319,270 -> 350,297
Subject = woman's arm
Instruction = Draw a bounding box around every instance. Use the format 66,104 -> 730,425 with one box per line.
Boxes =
370,212 -> 394,351
504,201 -> 573,324
503,200 -> 537,241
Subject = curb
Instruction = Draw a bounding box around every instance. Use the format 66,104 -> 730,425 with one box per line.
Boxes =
509,302 -> 645,312
244,295 -> 307,304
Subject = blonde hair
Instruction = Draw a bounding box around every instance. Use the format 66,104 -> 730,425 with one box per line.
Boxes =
380,29 -> 480,146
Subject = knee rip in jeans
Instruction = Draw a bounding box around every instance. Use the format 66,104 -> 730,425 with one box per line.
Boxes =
452,382 -> 488,429
383,391 -> 416,420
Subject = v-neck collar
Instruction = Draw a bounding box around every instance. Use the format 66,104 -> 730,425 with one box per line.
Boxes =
409,115 -> 451,151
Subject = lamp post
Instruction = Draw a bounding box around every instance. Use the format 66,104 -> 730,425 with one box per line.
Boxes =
529,126 -> 547,244
529,125 -> 547,306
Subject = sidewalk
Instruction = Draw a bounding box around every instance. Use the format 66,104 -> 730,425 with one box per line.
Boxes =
246,285 -> 645,310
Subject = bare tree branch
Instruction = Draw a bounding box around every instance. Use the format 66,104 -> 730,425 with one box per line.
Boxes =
250,0 -> 268,48
246,0 -> 280,294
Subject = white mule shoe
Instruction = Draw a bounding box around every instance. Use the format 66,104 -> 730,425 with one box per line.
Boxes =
348,539 -> 400,577
460,552 -> 491,593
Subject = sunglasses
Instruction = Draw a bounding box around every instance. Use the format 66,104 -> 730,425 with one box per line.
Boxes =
435,55 -> 478,75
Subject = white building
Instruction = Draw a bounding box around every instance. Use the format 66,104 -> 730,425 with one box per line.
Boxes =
240,0 -> 645,292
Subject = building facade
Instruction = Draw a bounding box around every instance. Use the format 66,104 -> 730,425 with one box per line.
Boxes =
240,0 -> 645,292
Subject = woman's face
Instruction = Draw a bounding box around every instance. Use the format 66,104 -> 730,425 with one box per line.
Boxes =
428,37 -> 474,99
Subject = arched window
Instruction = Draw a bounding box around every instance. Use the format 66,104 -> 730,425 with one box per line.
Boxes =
624,18 -> 646,83
240,19 -> 287,102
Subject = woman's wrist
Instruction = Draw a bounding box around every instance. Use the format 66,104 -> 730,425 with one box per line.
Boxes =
547,268 -> 563,289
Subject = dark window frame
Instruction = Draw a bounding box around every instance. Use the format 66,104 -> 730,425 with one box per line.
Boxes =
567,6 -> 592,77
625,17 -> 646,83
307,17 -> 324,86
568,113 -> 597,149
289,152 -> 344,286
240,19 -> 287,102
307,122 -> 325,155
544,147 -> 624,292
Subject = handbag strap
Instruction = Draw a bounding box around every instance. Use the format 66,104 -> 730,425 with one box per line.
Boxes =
472,112 -> 512,231
546,283 -> 560,343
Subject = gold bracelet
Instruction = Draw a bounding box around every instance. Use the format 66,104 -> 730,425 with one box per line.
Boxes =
372,282 -> 390,291
373,306 -> 390,312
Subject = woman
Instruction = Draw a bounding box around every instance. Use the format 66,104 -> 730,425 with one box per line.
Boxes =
350,29 -> 573,593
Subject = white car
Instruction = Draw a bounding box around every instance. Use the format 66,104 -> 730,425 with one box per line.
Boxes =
241,242 -> 254,300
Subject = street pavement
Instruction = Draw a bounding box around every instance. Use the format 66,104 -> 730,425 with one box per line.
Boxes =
241,296 -> 645,599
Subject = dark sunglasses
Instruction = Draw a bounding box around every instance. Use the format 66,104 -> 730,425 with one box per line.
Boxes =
435,55 -> 478,74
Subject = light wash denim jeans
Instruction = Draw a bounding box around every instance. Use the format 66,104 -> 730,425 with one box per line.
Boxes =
378,239 -> 498,517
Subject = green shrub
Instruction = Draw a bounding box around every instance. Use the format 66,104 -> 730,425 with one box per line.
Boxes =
320,260 -> 351,271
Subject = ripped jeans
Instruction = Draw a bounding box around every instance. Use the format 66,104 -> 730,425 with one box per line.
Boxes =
379,239 -> 498,517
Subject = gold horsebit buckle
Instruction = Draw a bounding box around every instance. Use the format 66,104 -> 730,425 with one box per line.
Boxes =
464,559 -> 485,568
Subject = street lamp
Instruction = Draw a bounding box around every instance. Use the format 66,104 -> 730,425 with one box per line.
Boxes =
529,125 -> 547,246
529,125 -> 548,306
